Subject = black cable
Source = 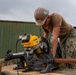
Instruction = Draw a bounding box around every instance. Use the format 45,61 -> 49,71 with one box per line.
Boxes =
15,39 -> 21,75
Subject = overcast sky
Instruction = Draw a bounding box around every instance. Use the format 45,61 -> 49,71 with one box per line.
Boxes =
0,0 -> 76,26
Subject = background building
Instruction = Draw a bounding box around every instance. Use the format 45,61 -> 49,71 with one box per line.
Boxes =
0,20 -> 44,58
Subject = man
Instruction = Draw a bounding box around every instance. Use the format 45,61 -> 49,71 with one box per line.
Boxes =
34,7 -> 76,69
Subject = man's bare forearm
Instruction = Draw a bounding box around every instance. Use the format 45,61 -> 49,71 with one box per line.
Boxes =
43,32 -> 49,38
52,38 -> 58,57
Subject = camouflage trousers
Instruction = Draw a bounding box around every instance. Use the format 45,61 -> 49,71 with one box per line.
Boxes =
60,28 -> 76,69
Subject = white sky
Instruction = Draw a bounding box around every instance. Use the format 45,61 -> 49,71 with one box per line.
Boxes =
0,0 -> 76,26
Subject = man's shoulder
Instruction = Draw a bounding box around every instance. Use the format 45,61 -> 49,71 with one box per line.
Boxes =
51,13 -> 62,22
53,13 -> 62,18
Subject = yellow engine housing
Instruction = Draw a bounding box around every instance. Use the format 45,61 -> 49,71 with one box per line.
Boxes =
22,34 -> 41,48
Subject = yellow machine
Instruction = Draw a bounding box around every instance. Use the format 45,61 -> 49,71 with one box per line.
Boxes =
21,34 -> 49,56
5,34 -> 58,74
22,34 -> 40,47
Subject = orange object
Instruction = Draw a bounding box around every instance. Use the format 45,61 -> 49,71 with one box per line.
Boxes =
54,58 -> 76,63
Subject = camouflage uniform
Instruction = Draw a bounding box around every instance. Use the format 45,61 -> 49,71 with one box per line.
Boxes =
60,28 -> 76,69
